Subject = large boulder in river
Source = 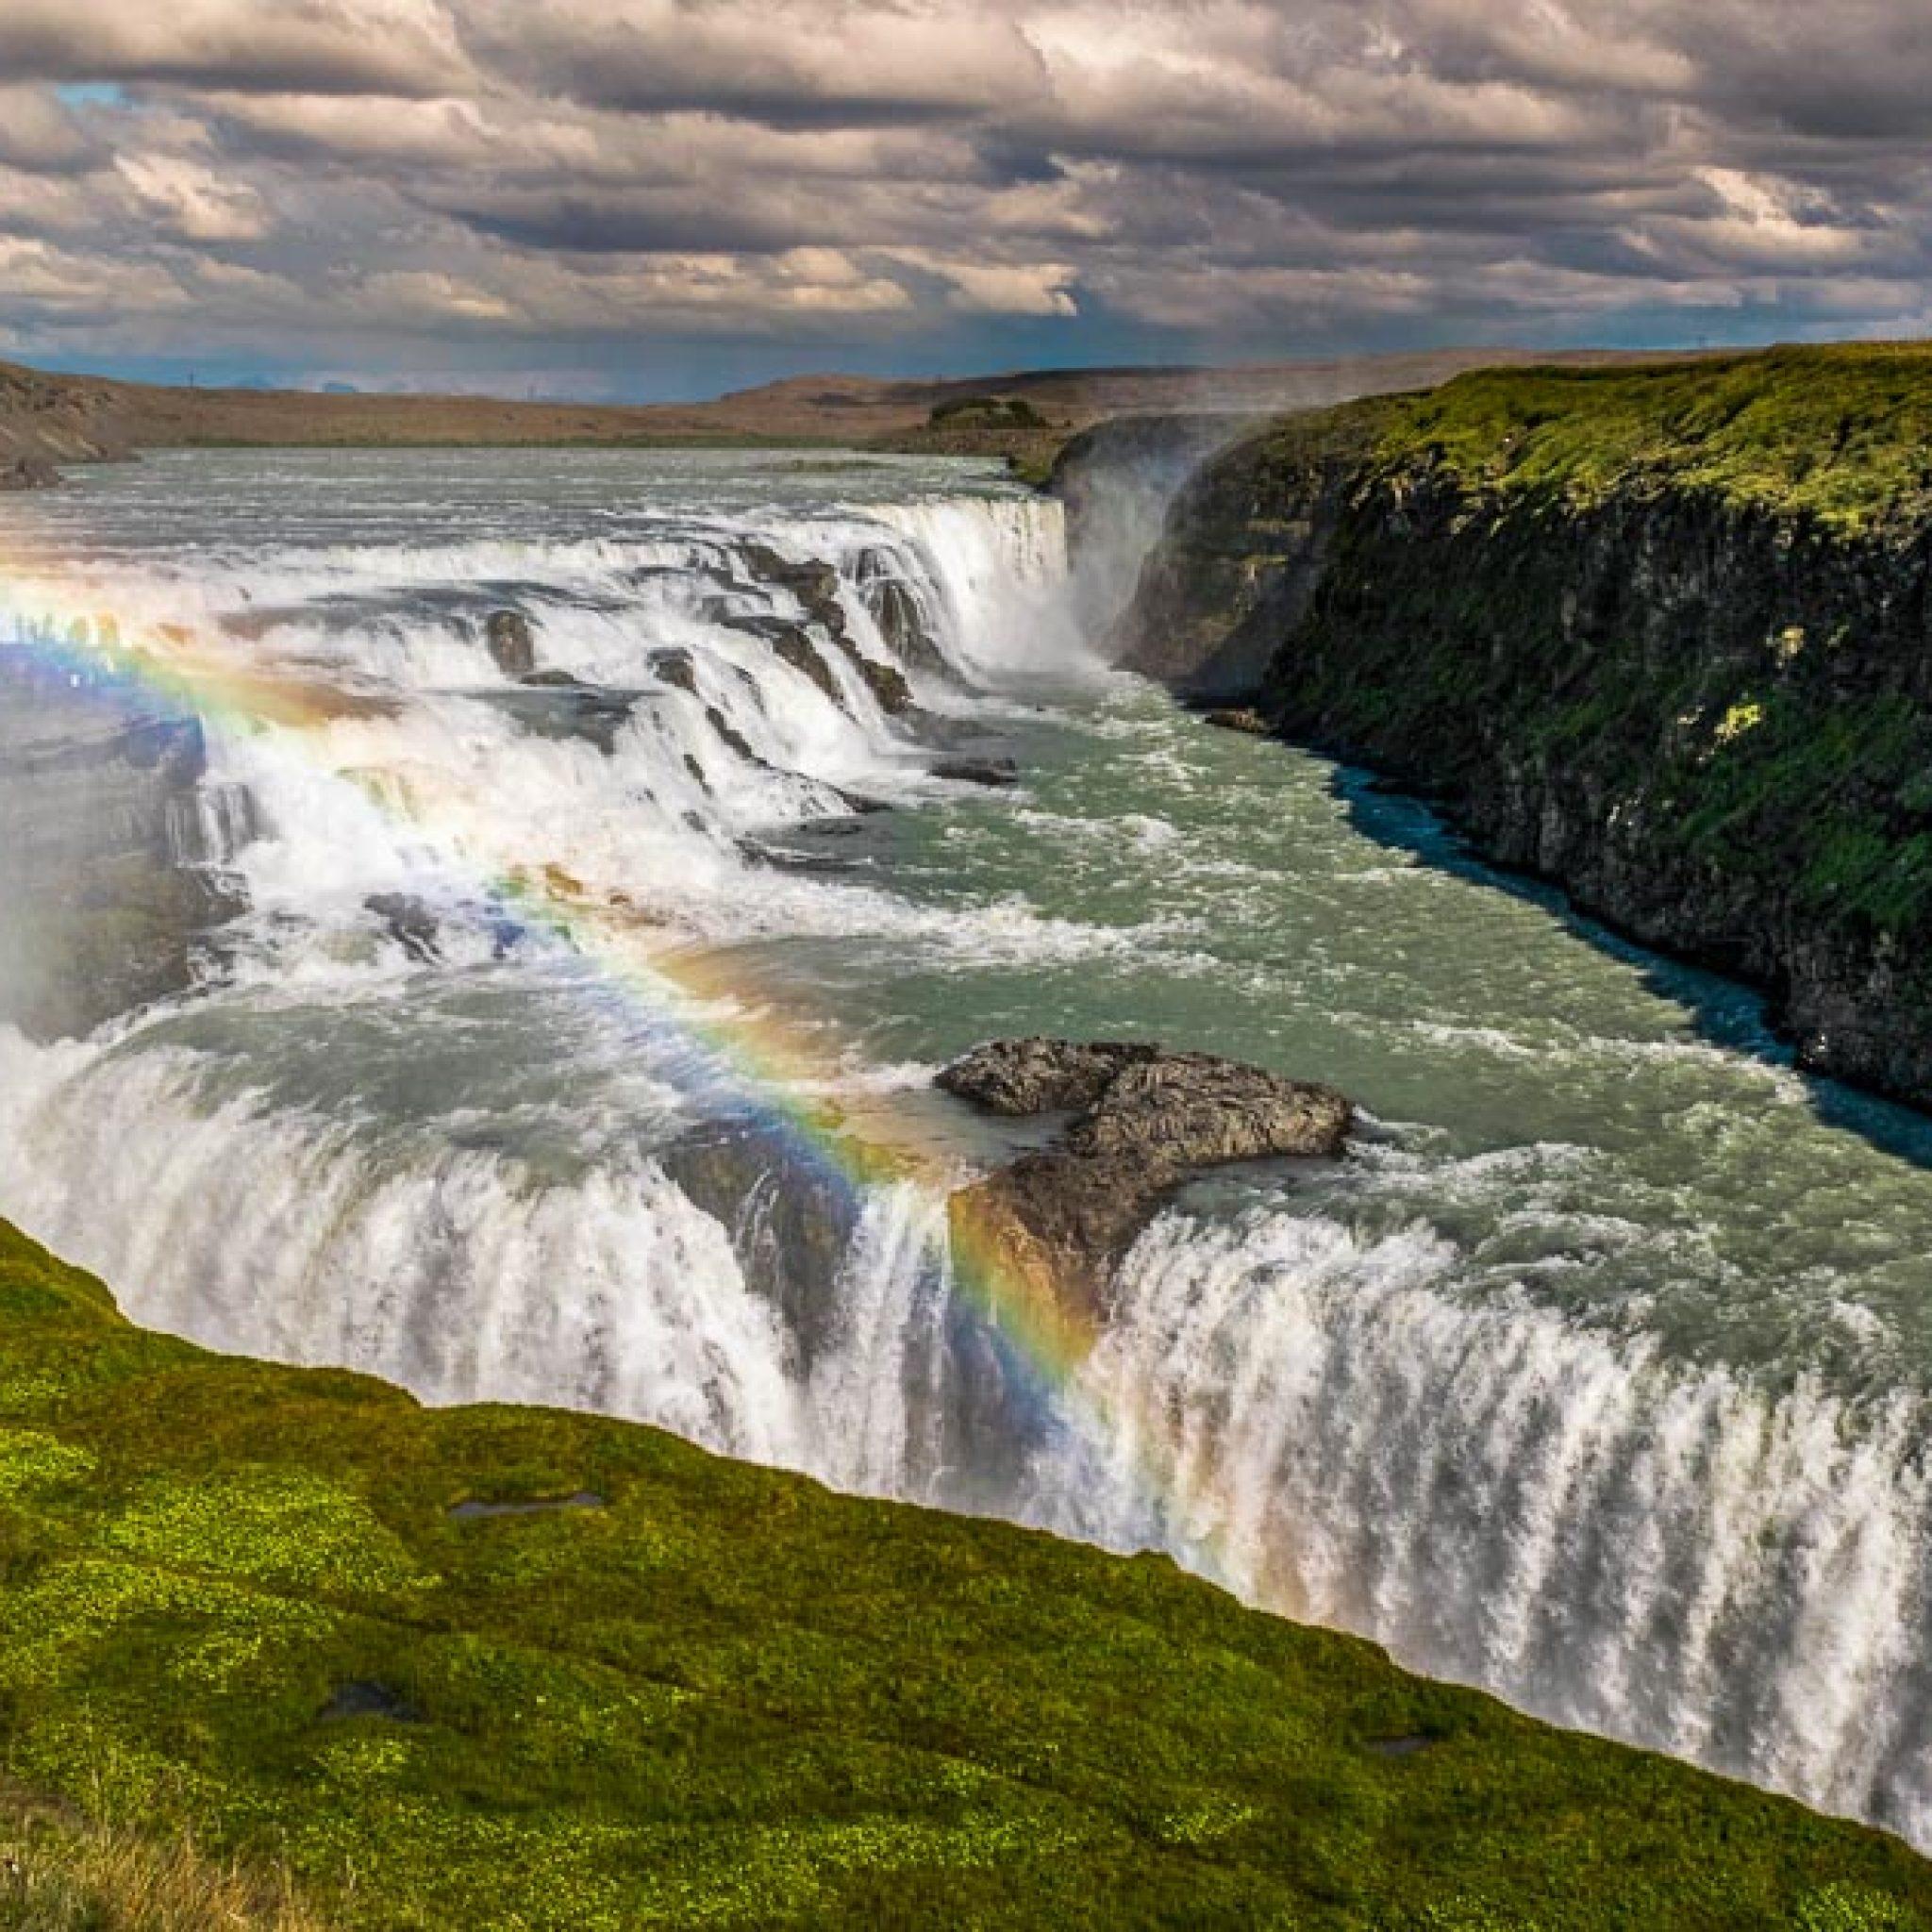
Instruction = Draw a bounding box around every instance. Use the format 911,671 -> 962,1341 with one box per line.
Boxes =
939,1038 -> 1351,1330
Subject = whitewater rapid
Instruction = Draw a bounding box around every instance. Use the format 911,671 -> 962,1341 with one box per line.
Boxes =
3,446 -> 1931,1848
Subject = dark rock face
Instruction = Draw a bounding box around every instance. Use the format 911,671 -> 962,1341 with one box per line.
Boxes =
702,705 -> 758,763
484,608 -> 537,678
852,546 -> 952,678
0,650 -> 247,1039
1121,424 -> 1932,1112
734,543 -> 917,715
940,1039 -> 1351,1324
1048,413 -> 1256,642
769,625 -> 843,705
1110,412 -> 1372,699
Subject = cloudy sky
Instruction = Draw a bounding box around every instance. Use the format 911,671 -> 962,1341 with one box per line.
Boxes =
1,0 -> 1928,396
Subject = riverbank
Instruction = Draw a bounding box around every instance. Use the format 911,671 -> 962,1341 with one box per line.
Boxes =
1,1213 -> 1926,1929
1119,343 -> 1932,1108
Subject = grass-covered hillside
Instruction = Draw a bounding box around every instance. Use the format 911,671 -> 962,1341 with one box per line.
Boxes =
1122,343 -> 1932,1108
1371,344 -> 1932,531
0,1218 -> 1928,1928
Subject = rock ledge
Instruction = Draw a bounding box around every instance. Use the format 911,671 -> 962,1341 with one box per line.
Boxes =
938,1038 -> 1351,1328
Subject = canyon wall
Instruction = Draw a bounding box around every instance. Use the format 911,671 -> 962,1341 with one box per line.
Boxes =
1117,347 -> 1932,1106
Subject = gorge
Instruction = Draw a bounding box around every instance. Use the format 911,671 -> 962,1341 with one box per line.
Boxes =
4,363 -> 1932,1922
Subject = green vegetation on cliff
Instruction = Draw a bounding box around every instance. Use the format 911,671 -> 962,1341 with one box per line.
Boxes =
0,1219 -> 1927,1927
1371,345 -> 1932,531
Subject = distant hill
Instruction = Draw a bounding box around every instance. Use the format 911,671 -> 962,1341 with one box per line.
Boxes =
0,345 -> 1714,489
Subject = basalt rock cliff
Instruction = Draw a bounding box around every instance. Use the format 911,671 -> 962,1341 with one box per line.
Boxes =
1117,346 -> 1932,1108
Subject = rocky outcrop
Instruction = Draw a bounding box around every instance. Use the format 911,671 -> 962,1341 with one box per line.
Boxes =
852,549 -> 947,677
1109,408 -> 1376,697
736,544 -> 916,714
484,608 -> 537,678
939,1039 -> 1351,1325
1116,352 -> 1932,1108
0,361 -> 128,486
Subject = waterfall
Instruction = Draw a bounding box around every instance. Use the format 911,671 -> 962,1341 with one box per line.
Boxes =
1024,1208 -> 1932,1843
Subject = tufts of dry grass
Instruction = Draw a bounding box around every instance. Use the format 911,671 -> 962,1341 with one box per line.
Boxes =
0,1782 -> 324,1932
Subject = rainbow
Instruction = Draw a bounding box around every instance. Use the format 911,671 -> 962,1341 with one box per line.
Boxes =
0,553 -> 1190,1558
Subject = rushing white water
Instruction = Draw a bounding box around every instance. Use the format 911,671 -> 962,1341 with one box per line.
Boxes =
5,446 -> 1932,1848
1032,1209 -> 1932,1842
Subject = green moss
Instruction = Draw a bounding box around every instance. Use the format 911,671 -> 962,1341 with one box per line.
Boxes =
101,1469 -> 429,1602
0,1217 -> 1925,1927
1373,345 -> 1932,530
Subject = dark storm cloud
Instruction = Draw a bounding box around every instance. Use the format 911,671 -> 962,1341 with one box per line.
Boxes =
3,1 -> 1930,389
0,0 -> 470,96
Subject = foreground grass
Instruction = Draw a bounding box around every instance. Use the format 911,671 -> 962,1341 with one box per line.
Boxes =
0,1218 -> 1926,1928
0,1775 -> 322,1930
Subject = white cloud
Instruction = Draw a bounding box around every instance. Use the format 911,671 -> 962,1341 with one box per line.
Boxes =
116,154 -> 272,241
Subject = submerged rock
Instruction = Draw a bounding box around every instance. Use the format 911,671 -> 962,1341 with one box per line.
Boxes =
940,1038 -> 1351,1327
365,892 -> 441,965
932,757 -> 1020,787
473,685 -> 639,755
650,647 -> 699,694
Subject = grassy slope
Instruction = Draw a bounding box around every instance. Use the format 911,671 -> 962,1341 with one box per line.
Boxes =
0,1222 -> 1928,1928
1369,343 -> 1932,530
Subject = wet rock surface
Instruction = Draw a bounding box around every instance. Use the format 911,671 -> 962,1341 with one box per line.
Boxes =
932,756 -> 1020,788
472,685 -> 641,754
484,608 -> 537,678
0,648 -> 247,1039
320,1680 -> 423,1724
939,1038 -> 1351,1324
366,892 -> 441,964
